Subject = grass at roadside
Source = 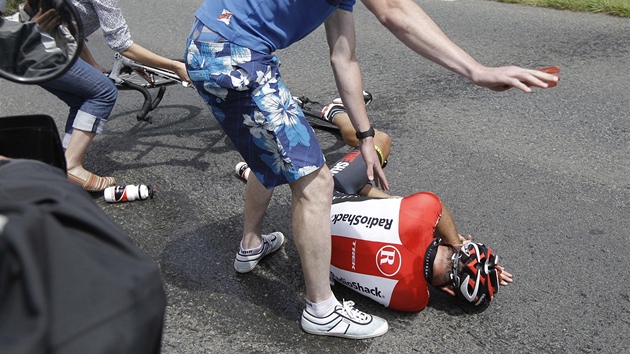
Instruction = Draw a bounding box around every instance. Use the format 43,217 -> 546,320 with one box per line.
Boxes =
492,0 -> 630,17
5,0 -> 20,15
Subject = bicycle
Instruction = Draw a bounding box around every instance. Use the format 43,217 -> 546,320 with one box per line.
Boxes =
108,51 -> 371,132
108,52 -> 191,123
294,90 -> 373,132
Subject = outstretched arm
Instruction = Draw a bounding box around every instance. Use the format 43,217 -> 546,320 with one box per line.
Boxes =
121,43 -> 191,83
361,0 -> 558,92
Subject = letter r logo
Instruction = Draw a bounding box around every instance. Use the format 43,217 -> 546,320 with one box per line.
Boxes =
376,245 -> 401,277
379,250 -> 396,265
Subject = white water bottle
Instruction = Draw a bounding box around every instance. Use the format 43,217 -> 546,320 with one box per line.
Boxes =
104,184 -> 154,203
235,162 -> 250,181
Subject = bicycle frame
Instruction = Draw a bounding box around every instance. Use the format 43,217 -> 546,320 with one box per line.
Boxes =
108,52 -> 190,123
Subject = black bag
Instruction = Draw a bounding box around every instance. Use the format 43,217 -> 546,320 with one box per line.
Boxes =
0,114 -> 66,172
0,160 -> 166,354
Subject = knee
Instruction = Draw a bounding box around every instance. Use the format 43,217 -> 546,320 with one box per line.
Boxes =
292,165 -> 333,201
382,131 -> 391,147
375,129 -> 391,148
316,165 -> 334,191
103,81 -> 118,106
308,166 -> 333,196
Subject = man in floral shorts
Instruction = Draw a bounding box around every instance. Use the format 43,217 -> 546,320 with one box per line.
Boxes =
185,0 -> 389,340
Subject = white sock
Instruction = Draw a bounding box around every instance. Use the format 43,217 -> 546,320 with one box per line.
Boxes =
305,294 -> 339,317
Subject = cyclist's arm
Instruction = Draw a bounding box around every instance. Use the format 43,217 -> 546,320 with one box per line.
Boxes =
120,43 -> 191,83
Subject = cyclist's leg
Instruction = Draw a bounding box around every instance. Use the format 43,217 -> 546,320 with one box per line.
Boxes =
331,111 -> 391,164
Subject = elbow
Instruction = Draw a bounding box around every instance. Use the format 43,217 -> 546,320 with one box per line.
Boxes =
365,0 -> 405,32
373,12 -> 396,32
364,0 -> 413,37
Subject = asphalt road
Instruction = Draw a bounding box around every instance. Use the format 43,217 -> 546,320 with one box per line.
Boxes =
2,0 -> 629,353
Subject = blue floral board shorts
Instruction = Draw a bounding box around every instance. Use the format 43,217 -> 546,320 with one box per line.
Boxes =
185,21 -> 325,189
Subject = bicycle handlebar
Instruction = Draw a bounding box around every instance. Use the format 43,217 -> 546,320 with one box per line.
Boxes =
109,53 -> 191,122
120,80 -> 166,123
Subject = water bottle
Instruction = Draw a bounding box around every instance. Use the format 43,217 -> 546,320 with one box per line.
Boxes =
235,162 -> 250,181
104,184 -> 155,203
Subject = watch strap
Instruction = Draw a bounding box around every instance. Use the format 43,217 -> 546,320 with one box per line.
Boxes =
355,126 -> 375,140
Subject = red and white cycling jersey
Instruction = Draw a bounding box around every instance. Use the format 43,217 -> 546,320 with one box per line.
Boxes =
330,192 -> 442,312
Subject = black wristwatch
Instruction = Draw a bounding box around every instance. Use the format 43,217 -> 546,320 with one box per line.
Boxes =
355,126 -> 375,140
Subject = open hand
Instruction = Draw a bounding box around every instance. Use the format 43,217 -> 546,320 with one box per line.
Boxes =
359,138 -> 389,191
473,65 -> 560,93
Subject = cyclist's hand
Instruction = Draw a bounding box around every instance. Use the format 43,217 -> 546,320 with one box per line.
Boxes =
497,265 -> 513,286
472,65 -> 559,93
359,138 -> 389,191
172,61 -> 192,84
459,234 -> 472,244
31,8 -> 61,34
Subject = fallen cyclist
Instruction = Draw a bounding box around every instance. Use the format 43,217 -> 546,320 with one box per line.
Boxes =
235,95 -> 513,312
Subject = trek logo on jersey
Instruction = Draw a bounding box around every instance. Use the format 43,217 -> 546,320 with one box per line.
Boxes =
351,241 -> 357,270
330,272 -> 384,298
218,10 -> 232,25
331,213 -> 393,230
376,245 -> 402,277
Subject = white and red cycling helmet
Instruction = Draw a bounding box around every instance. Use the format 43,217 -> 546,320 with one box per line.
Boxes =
451,242 -> 501,307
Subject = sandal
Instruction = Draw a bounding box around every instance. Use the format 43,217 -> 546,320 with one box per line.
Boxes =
68,172 -> 116,192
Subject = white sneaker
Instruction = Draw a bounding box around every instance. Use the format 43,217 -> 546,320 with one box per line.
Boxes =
235,162 -> 250,181
234,232 -> 285,273
301,300 -> 388,339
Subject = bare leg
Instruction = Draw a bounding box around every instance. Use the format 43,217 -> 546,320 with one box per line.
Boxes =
289,165 -> 334,303
65,129 -> 116,191
241,174 -> 274,249
65,129 -> 96,179
358,184 -> 397,198
333,113 -> 391,163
